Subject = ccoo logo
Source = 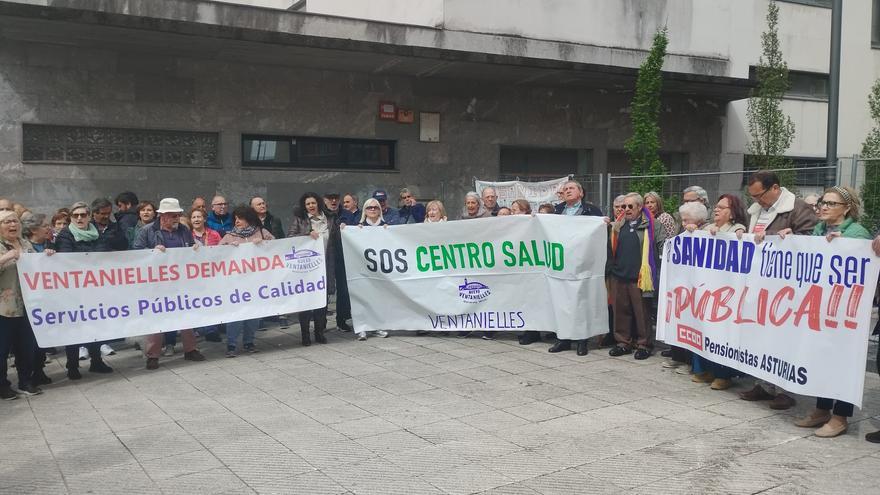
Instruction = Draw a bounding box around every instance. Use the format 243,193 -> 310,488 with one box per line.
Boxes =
676,324 -> 703,351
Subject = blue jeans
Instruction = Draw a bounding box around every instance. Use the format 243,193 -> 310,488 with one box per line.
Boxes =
226,319 -> 258,350
693,355 -> 736,379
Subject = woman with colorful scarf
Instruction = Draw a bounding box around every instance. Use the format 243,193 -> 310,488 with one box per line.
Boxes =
219,206 -> 275,357
608,192 -> 665,360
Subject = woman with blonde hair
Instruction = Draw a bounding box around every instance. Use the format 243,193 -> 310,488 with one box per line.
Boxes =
424,200 -> 447,223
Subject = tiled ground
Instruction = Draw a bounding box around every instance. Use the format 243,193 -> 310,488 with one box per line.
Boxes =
2,321 -> 879,495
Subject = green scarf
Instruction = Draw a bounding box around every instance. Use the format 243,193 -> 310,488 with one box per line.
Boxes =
69,222 -> 99,242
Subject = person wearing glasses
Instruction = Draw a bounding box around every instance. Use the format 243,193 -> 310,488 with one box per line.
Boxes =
207,195 -> 233,236
789,186 -> 871,438
54,202 -> 117,379
681,185 -> 709,207
345,198 -> 390,341
481,187 -> 501,216
398,188 -> 426,224
371,190 -> 401,225
740,170 -> 817,410
607,193 -> 665,361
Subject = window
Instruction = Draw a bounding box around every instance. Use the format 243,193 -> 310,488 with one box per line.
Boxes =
241,135 -> 395,170
500,146 -> 592,178
22,124 -> 218,167
748,67 -> 829,100
777,0 -> 831,7
873,0 -> 880,48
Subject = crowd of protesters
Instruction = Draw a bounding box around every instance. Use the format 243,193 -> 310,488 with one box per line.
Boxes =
2,170 -> 880,443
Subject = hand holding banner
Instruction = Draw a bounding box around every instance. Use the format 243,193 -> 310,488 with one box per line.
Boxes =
341,215 -> 609,339
18,238 -> 327,347
657,231 -> 879,407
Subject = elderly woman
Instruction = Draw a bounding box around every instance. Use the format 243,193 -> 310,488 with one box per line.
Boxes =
126,200 -> 157,248
219,206 -> 275,357
345,198 -> 390,340
679,201 -> 711,233
645,192 -> 676,239
288,193 -> 338,346
688,194 -> 749,389
0,210 -> 43,398
54,202 -> 115,379
460,192 -> 491,220
791,186 -> 871,438
21,213 -> 53,253
189,208 -> 221,247
424,200 -> 447,223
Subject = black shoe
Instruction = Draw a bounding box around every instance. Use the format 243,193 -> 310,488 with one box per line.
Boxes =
660,349 -> 672,358
576,340 -> 589,356
0,387 -> 17,400
518,332 -> 541,345
184,350 -> 206,361
204,333 -> 222,342
18,384 -> 42,396
866,430 -> 880,443
33,371 -> 52,385
89,360 -> 113,374
67,368 -> 82,380
337,321 -> 353,332
548,340 -> 572,353
314,329 -> 327,344
634,349 -> 651,360
301,330 -> 312,347
609,346 -> 632,357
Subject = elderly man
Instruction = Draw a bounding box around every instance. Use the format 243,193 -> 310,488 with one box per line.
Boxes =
192,196 -> 207,211
682,185 -> 709,206
612,194 -> 626,220
481,187 -> 501,216
554,180 -> 603,216
398,188 -> 426,224
739,170 -> 817,410
339,193 -> 360,226
323,193 -> 340,215
250,196 -> 285,239
91,198 -> 128,251
608,192 -> 665,360
372,190 -> 401,225
133,198 -> 206,370
207,195 -> 233,236
544,180 -> 603,355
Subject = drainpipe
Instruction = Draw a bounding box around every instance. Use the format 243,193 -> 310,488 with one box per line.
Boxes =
826,0 -> 842,166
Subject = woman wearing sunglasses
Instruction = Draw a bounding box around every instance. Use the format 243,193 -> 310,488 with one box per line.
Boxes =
791,186 -> 871,438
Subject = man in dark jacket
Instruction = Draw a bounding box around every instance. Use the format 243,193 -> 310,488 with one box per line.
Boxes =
481,187 -> 501,216
339,193 -> 361,226
91,198 -> 128,251
540,180 -> 604,355
114,191 -> 140,233
133,198 -> 206,370
398,188 -> 426,224
740,170 -> 818,410
250,196 -> 285,240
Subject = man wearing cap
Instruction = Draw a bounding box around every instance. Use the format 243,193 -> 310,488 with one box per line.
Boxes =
133,198 -> 207,370
373,190 -> 401,225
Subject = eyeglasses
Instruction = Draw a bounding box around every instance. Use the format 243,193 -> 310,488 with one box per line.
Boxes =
683,199 -> 702,203
71,212 -> 89,218
818,200 -> 846,208
749,188 -> 771,201
1,219 -> 20,225
714,204 -> 730,210
0,207 -> 12,212
401,195 -> 413,200
365,206 -> 379,210
623,204 -> 637,210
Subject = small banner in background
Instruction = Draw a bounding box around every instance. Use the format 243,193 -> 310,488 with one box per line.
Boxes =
474,176 -> 569,209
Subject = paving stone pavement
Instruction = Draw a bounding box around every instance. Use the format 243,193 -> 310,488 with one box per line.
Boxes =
3,323 -> 879,495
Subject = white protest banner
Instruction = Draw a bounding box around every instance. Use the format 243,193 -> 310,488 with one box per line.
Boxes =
657,231 -> 879,407
474,176 -> 568,209
18,238 -> 327,347
342,215 -> 608,339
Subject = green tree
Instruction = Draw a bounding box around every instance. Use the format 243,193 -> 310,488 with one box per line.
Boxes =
746,1 -> 796,188
625,27 -> 669,198
860,78 -> 880,233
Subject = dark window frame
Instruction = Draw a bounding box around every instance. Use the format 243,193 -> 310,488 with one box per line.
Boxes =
241,134 -> 396,171
748,66 -> 830,101
873,0 -> 880,48
776,0 -> 832,8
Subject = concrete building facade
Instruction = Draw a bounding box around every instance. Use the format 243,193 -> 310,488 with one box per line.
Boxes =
0,0 -> 873,221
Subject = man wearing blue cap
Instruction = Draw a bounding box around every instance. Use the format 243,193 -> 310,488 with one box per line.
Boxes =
373,190 -> 402,225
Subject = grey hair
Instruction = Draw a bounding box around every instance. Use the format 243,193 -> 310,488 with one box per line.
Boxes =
20,212 -> 47,238
613,194 -> 627,205
90,197 -> 113,211
678,201 -> 709,224
625,192 -> 644,207
464,191 -> 482,204
682,185 -> 708,203
70,201 -> 90,214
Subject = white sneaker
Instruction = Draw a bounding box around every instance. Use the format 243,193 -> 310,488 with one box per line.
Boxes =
100,344 -> 115,356
357,332 -> 367,341
162,345 -> 175,357
374,330 -> 389,338
78,347 -> 88,360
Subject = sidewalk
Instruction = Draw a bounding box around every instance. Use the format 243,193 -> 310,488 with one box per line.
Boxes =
2,324 -> 878,495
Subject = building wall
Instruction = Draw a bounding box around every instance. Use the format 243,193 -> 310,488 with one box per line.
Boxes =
0,38 -> 725,221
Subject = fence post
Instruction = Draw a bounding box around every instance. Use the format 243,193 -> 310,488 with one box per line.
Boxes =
852,154 -> 860,188
598,173 -> 605,213
605,174 -> 613,215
